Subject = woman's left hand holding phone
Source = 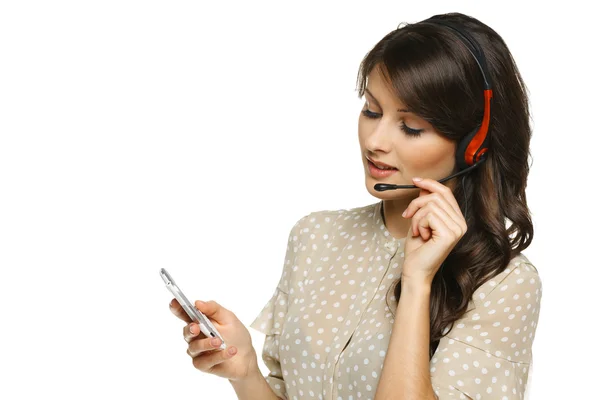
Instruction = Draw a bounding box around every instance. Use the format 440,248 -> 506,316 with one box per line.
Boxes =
169,298 -> 260,382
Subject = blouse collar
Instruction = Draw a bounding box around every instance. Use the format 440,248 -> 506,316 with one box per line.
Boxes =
373,200 -> 406,256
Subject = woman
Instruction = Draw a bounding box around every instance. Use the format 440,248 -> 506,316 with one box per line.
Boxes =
169,12 -> 542,400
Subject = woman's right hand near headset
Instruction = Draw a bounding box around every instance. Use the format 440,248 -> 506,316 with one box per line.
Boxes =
169,298 -> 260,382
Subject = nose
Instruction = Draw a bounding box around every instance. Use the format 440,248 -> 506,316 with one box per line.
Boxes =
364,118 -> 395,153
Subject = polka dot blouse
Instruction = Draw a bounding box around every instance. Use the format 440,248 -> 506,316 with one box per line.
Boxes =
249,200 -> 542,400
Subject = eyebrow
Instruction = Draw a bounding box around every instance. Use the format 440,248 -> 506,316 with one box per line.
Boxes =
364,88 -> 411,114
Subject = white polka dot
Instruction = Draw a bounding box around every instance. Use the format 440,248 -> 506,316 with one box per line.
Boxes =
249,207 -> 541,399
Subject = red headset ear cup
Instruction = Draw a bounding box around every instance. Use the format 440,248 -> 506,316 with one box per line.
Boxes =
456,128 -> 490,171
455,128 -> 477,171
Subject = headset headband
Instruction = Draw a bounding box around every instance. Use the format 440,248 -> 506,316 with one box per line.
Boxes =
426,18 -> 493,169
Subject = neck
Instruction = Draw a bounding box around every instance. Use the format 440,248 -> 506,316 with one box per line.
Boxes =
381,199 -> 412,240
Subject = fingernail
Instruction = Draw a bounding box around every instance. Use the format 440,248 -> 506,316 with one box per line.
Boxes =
402,209 -> 407,218
190,325 -> 197,334
197,300 -> 205,306
412,177 -> 422,182
211,338 -> 221,347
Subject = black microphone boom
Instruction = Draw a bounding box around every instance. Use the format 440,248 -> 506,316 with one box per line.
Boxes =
373,157 -> 486,191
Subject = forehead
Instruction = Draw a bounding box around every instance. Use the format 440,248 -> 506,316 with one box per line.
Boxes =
365,69 -> 413,114
365,67 -> 408,108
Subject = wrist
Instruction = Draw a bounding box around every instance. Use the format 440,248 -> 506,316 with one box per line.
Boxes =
244,362 -> 263,382
229,356 -> 280,400
400,274 -> 432,294
229,349 -> 261,384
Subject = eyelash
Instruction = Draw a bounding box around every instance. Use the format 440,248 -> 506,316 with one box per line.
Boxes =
361,108 -> 424,137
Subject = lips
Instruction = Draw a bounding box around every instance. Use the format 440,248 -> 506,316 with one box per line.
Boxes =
367,159 -> 398,178
366,157 -> 397,170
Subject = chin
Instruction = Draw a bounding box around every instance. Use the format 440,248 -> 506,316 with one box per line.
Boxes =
365,176 -> 395,198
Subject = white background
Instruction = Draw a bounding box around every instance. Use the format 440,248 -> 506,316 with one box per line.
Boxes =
1,1 -> 597,399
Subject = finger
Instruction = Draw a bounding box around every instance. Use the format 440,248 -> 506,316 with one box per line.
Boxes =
411,203 -> 461,241
427,203 -> 464,239
187,347 -> 219,358
404,192 -> 466,233
412,207 -> 434,241
411,177 -> 462,216
195,300 -> 229,323
409,181 -> 461,217
415,212 -> 439,242
410,204 -> 431,239
187,336 -> 224,357
421,204 -> 460,240
404,192 -> 461,223
183,322 -> 206,344
192,346 -> 238,372
169,298 -> 193,323
425,212 -> 456,244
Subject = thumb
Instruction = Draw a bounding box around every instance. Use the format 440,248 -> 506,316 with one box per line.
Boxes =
195,300 -> 230,323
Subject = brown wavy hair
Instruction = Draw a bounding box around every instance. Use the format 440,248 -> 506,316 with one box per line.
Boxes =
356,12 -> 534,359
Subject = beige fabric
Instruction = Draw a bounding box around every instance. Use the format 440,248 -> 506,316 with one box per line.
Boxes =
250,201 -> 542,400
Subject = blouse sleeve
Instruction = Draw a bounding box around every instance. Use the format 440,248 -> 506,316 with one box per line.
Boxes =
249,214 -> 309,400
430,260 -> 543,400
249,287 -> 289,399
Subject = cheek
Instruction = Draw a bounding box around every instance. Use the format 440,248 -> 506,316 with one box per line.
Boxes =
358,116 -> 366,133
357,118 -> 368,143
400,139 -> 455,170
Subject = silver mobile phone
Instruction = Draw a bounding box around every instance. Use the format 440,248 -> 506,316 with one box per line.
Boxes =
160,268 -> 227,350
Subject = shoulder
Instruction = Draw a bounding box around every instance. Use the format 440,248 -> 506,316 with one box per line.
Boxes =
472,253 -> 542,306
279,203 -> 378,292
431,255 -> 543,395
441,253 -> 542,363
289,202 -> 379,243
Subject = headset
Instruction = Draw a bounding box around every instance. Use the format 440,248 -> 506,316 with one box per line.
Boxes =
374,18 -> 493,191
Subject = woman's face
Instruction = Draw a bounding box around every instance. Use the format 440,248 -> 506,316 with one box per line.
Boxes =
358,66 -> 457,199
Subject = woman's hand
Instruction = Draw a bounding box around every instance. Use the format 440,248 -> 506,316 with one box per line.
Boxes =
169,298 -> 259,382
401,177 -> 467,285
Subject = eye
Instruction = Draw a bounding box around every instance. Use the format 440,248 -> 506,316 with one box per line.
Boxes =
400,122 -> 424,137
362,106 -> 424,138
361,108 -> 381,119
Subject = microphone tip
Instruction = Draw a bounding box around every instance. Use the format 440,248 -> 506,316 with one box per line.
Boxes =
374,184 -> 394,191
